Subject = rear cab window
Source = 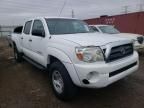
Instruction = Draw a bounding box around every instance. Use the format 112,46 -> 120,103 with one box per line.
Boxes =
13,26 -> 23,34
23,21 -> 32,34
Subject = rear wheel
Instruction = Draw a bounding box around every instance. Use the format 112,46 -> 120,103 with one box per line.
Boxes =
13,46 -> 23,62
49,61 -> 78,100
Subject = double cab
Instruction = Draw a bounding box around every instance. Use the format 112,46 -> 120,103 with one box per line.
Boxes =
12,17 -> 139,100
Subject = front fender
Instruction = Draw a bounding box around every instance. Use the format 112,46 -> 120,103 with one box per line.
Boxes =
46,47 -> 72,64
46,47 -> 81,86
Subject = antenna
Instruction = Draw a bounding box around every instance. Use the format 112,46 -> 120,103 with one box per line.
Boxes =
49,0 -> 68,39
58,0 -> 67,17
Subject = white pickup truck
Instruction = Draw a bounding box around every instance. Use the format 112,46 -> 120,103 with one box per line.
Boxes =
12,17 -> 139,100
89,25 -> 144,50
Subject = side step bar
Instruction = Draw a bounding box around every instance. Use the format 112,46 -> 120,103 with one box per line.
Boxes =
23,56 -> 46,70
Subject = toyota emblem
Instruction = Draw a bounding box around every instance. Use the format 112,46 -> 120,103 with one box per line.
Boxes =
120,47 -> 126,55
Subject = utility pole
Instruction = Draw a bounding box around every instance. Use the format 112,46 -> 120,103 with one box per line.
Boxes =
123,6 -> 128,14
139,4 -> 143,12
139,0 -> 144,12
72,9 -> 75,18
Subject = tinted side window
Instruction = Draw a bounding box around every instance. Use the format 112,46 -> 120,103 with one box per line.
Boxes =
23,21 -> 32,34
32,20 -> 45,37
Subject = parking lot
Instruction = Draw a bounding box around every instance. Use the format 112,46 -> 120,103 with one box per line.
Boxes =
0,37 -> 144,108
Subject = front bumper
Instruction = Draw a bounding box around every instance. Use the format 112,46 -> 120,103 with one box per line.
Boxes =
73,51 -> 139,88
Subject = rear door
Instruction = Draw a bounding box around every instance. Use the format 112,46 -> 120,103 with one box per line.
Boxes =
22,20 -> 33,56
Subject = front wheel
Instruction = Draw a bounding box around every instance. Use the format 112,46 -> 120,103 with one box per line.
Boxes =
49,62 -> 78,100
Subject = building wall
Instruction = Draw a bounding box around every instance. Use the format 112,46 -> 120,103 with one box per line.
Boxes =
84,12 -> 144,35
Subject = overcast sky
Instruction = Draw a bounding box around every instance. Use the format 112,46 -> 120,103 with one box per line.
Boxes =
0,0 -> 143,25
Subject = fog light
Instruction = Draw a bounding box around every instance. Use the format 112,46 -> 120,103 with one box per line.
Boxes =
87,71 -> 99,83
82,79 -> 90,84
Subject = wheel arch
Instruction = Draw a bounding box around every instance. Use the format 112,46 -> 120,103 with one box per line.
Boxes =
46,47 -> 72,65
46,48 -> 81,86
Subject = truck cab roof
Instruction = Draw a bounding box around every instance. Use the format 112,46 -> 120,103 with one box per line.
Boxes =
27,17 -> 78,21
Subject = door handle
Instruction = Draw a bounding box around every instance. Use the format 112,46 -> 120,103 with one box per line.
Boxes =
29,39 -> 32,42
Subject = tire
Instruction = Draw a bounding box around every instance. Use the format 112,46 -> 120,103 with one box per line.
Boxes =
49,61 -> 78,100
13,46 -> 23,62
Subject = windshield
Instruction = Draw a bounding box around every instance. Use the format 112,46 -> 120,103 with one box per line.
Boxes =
46,19 -> 93,35
99,25 -> 120,34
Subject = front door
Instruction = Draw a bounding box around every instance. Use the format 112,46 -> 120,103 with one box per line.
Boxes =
30,19 -> 46,66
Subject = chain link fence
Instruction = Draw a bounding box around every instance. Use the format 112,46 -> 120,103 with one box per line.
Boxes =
0,26 -> 16,38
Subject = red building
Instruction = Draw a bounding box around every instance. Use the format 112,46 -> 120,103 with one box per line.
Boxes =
84,12 -> 144,35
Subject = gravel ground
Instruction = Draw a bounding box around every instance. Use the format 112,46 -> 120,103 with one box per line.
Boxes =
0,38 -> 144,108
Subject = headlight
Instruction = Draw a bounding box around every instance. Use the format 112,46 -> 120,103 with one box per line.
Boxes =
137,36 -> 144,44
75,46 -> 104,62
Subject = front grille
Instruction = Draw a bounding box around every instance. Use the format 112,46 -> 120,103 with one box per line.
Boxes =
106,43 -> 133,63
109,62 -> 137,77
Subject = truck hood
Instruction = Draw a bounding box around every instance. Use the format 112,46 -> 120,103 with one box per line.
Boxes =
113,33 -> 143,40
52,33 -> 129,46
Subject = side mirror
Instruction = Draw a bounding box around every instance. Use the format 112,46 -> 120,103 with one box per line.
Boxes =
32,29 -> 45,37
